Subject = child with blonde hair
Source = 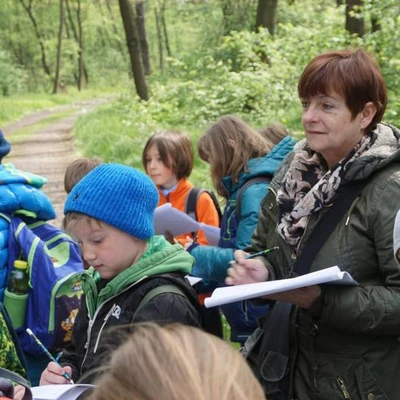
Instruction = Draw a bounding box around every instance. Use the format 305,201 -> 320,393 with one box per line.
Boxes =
89,322 -> 266,400
40,164 -> 201,384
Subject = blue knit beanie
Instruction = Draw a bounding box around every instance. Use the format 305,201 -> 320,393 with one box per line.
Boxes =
64,163 -> 159,239
0,131 -> 11,162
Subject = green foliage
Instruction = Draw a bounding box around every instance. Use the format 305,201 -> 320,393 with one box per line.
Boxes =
71,0 -> 400,189
0,50 -> 27,96
2,0 -> 400,186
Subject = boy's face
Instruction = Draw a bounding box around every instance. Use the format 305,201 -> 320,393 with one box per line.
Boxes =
71,218 -> 147,280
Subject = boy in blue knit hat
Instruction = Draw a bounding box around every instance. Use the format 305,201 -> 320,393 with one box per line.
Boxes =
40,163 -> 201,385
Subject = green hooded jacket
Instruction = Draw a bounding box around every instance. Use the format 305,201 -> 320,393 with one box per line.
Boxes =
60,235 -> 201,382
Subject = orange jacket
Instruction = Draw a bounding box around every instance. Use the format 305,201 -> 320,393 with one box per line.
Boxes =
157,178 -> 220,245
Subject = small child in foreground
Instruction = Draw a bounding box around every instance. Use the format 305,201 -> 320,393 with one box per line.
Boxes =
88,322 -> 266,400
40,163 -> 201,384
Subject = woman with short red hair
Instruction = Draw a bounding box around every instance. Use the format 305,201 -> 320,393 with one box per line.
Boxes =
228,49 -> 400,399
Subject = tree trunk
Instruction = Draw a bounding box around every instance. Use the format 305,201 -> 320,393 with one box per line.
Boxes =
53,0 -> 65,94
65,0 -> 89,84
119,0 -> 149,101
371,14 -> 381,33
136,0 -> 151,75
160,0 -> 171,57
105,0 -> 127,60
255,0 -> 278,35
19,0 -> 52,77
154,6 -> 163,71
221,0 -> 235,36
345,0 -> 365,37
77,0 -> 84,90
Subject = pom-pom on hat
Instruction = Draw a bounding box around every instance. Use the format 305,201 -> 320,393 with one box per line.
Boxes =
0,131 -> 11,162
64,163 -> 159,239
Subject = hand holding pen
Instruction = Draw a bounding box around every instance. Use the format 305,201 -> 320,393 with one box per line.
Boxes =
26,328 -> 74,385
226,246 -> 279,286
228,246 -> 279,265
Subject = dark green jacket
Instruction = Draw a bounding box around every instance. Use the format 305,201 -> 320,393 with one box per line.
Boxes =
247,124 -> 400,400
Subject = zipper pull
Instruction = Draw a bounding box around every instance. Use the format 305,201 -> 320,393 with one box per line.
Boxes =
337,377 -> 352,399
104,304 -> 117,321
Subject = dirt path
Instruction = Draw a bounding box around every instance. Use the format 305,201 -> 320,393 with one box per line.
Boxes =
2,99 -> 107,227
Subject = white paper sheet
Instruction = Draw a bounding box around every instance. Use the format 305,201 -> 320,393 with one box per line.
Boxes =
154,203 -> 220,245
186,275 -> 203,286
31,384 -> 95,400
204,266 -> 358,308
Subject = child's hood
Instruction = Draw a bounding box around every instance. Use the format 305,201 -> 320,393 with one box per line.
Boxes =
89,235 -> 194,306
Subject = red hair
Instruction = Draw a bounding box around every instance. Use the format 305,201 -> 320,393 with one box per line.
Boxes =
298,49 -> 387,131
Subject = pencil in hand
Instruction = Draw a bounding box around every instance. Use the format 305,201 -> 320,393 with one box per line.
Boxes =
26,328 -> 74,384
229,246 -> 279,265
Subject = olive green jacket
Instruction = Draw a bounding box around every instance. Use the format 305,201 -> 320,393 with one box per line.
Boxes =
248,124 -> 400,400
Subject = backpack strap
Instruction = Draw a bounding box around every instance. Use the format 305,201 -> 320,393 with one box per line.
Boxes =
236,176 -> 272,220
185,187 -> 222,225
0,303 -> 28,377
185,187 -> 202,220
132,284 -> 188,321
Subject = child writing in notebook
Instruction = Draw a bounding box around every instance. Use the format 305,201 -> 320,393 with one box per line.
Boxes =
142,131 -> 220,246
39,164 -> 201,385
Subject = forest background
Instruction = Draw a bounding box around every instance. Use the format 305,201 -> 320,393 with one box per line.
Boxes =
0,0 -> 400,189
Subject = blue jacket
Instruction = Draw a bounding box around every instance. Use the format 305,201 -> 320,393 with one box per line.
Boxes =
190,136 -> 296,282
0,163 -> 55,299
189,136 -> 296,342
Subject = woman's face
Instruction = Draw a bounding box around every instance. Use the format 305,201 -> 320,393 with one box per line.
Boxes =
301,93 -> 374,168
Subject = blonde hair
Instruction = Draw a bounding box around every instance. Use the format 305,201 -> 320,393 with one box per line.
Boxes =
64,157 -> 103,194
258,123 -> 288,146
198,115 -> 272,197
62,212 -> 102,238
89,322 -> 265,400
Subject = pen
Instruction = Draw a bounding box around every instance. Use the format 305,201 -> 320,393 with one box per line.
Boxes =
26,328 -> 74,384
229,246 -> 279,264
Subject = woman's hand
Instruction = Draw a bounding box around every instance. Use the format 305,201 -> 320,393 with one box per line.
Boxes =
226,250 -> 269,285
265,285 -> 321,309
39,362 -> 73,385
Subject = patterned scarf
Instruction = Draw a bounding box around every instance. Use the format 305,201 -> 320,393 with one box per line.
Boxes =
277,133 -> 374,248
